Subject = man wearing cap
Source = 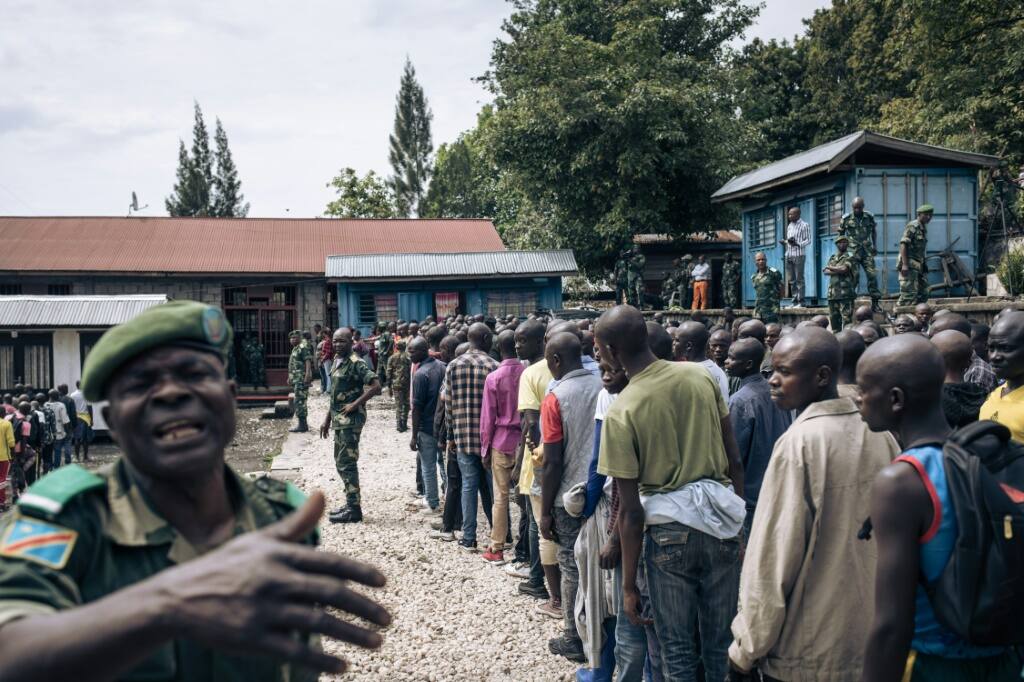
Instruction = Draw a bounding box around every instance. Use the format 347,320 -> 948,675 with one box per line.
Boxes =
899,205 -> 933,306
288,330 -> 314,433
0,300 -> 391,681
838,196 -> 883,312
722,252 -> 741,309
824,234 -> 857,331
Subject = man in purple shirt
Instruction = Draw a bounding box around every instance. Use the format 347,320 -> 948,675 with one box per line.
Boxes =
480,330 -> 525,564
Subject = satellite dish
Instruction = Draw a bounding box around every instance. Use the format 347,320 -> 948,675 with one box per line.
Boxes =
128,191 -> 149,215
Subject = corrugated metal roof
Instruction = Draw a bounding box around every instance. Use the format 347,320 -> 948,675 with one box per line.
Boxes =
712,131 -> 1000,202
326,250 -> 578,280
0,295 -> 169,327
0,217 -> 505,274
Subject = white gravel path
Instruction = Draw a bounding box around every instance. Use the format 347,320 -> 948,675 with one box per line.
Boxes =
280,392 -> 577,682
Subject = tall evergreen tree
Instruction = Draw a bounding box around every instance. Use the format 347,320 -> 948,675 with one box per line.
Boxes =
212,118 -> 249,217
387,58 -> 433,217
165,139 -> 201,216
189,102 -> 213,216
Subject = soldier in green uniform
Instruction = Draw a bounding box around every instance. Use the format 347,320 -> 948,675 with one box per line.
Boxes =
319,327 -> 381,524
628,247 -> 647,308
375,322 -> 394,386
898,204 -> 933,306
661,259 -> 680,309
287,330 -> 313,433
838,196 -> 883,311
613,248 -> 631,304
387,340 -> 412,432
824,235 -> 857,331
242,334 -> 267,390
721,252 -> 741,309
679,254 -> 695,309
751,251 -> 783,323
0,300 -> 390,682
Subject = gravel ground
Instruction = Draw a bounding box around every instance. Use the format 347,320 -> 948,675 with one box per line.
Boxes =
284,392 -> 577,682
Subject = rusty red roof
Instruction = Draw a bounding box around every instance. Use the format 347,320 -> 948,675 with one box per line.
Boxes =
0,217 -> 506,274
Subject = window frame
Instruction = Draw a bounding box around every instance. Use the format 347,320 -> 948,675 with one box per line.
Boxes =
747,210 -> 777,249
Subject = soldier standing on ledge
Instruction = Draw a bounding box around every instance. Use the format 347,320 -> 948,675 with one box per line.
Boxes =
751,251 -> 783,323
288,330 -> 313,433
661,259 -> 680,309
680,253 -> 695,309
722,252 -> 741,309
839,196 -> 883,312
824,235 -> 856,331
898,204 -> 933,306
320,327 -> 381,524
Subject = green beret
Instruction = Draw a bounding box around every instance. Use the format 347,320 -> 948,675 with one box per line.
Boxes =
917,204 -> 934,214
289,330 -> 302,338
835,234 -> 849,243
82,300 -> 233,401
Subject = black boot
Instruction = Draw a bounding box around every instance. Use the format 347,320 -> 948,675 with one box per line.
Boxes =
289,417 -> 308,433
329,506 -> 363,523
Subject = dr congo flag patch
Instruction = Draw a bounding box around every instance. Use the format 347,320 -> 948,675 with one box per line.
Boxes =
0,517 -> 77,569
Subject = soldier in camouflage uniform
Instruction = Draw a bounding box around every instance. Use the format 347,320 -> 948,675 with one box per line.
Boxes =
838,196 -> 883,311
387,340 -> 412,432
751,251 -> 783,323
629,248 -> 647,308
679,254 -> 694,309
824,235 -> 857,331
613,248 -> 631,304
721,252 -> 741,309
287,330 -> 313,432
241,334 -> 267,389
898,204 -> 933,306
320,327 -> 381,523
661,259 -> 680,308
375,322 -> 394,385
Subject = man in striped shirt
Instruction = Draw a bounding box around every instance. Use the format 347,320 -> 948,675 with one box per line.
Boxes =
780,206 -> 811,307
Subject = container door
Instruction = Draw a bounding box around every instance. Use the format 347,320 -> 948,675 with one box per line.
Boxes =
742,208 -> 783,306
813,192 -> 844,298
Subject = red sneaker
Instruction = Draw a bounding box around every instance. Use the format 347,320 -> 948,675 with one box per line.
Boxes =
481,550 -> 507,565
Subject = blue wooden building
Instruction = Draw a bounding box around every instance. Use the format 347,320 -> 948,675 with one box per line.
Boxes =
711,131 -> 999,306
326,250 -> 577,334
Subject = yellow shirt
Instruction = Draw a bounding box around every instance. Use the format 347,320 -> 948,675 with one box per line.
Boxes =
517,359 -> 553,495
0,419 -> 12,462
979,384 -> 1024,443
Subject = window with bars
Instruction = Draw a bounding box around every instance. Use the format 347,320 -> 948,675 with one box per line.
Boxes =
358,294 -> 398,325
486,290 -> 538,318
815,193 -> 844,238
0,284 -> 22,295
748,210 -> 776,248
47,284 -> 72,295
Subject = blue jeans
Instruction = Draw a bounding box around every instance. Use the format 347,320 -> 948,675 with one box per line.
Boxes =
614,563 -> 649,682
456,452 -> 492,545
319,364 -> 330,392
643,523 -> 740,682
51,438 -> 72,468
416,433 -> 440,509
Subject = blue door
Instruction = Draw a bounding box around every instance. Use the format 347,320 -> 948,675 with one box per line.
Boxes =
814,191 -> 845,298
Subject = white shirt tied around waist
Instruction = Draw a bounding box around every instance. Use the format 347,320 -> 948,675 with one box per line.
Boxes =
640,478 -> 745,540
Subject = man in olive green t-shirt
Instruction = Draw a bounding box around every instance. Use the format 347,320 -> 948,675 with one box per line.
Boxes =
595,305 -> 743,682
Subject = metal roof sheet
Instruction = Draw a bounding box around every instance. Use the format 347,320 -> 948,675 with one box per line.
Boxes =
0,295 -> 168,327
326,250 -> 578,280
712,131 -> 1000,202
0,217 -> 505,274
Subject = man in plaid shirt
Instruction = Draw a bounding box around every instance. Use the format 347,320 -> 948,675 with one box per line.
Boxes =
444,322 -> 499,551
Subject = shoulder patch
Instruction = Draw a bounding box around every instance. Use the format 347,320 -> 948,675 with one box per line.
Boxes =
285,482 -> 309,510
0,516 -> 78,569
18,465 -> 105,517
841,212 -> 851,219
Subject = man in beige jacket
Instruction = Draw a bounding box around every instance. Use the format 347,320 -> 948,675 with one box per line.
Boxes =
727,327 -> 899,681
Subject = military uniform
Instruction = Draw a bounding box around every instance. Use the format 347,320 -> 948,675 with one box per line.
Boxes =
680,257 -> 695,309
838,210 -> 881,303
329,354 -> 377,510
627,250 -> 647,307
752,267 -> 783,323
288,334 -> 313,421
242,336 -> 267,388
721,258 -> 741,309
899,215 -> 930,305
387,350 -> 412,431
375,329 -> 394,385
826,240 -> 857,331
0,462 -> 318,682
613,252 -> 630,304
660,268 -> 678,309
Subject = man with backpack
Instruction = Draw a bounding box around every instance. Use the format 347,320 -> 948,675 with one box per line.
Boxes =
44,390 -> 72,470
858,334 -> 1022,681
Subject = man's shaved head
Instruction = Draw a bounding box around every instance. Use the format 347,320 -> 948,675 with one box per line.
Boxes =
767,327 -> 841,411
810,314 -> 830,328
595,305 -> 648,356
930,330 -> 973,379
468,322 -> 493,351
675,321 -> 710,362
646,321 -> 673,361
725,337 -> 765,379
545,331 -> 583,380
927,313 -> 971,338
737,319 -> 766,344
835,330 -> 866,384
496,329 -> 516,359
854,305 -> 874,323
856,334 -> 945,433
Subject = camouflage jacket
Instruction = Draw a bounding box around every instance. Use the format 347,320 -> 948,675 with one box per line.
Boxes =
628,253 -> 646,279
288,342 -> 313,383
722,260 -> 740,285
329,354 -> 377,430
838,212 -> 876,252
826,251 -> 857,300
752,268 -> 783,307
900,219 -> 928,266
387,352 -> 412,391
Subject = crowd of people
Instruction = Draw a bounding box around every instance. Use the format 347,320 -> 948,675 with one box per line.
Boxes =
0,381 -> 93,510
324,301 -> 1024,681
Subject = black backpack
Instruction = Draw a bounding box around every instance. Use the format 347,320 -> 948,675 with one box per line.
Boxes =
928,420 -> 1024,645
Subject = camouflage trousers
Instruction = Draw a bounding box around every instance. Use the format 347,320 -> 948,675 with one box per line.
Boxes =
723,282 -> 739,309
291,381 -> 308,419
754,305 -> 779,324
898,267 -> 929,306
394,391 -> 409,429
851,247 -> 882,300
377,360 -> 388,385
334,427 -> 363,508
626,276 -> 642,307
828,298 -> 854,332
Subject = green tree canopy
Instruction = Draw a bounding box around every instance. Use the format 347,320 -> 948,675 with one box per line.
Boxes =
324,168 -> 398,219
166,103 -> 248,217
388,58 -> 434,217
212,118 -> 249,217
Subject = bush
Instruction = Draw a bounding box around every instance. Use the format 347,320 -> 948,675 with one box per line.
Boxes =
996,249 -> 1024,296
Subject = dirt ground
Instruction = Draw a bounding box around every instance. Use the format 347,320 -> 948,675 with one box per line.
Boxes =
79,406 -> 292,475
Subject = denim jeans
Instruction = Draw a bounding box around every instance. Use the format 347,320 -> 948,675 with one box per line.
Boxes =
785,254 -> 805,305
643,522 -> 740,682
416,433 -> 440,509
514,493 -> 530,563
319,364 -> 330,392
457,452 -> 493,545
553,506 -> 583,642
52,438 -> 71,469
442,449 -> 462,533
614,563 -> 648,682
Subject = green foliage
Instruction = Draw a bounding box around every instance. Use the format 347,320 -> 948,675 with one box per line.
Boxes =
388,58 -> 434,217
324,168 -> 399,219
480,0 -> 756,275
420,109 -> 496,220
996,248 -> 1024,296
166,102 -> 248,217
212,118 -> 249,217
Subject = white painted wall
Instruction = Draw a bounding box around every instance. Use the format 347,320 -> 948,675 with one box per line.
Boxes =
51,329 -> 109,431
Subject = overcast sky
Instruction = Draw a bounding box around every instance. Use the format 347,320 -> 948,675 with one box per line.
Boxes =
0,0 -> 829,217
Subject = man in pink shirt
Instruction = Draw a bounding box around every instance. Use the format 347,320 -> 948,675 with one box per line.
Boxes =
480,330 -> 525,564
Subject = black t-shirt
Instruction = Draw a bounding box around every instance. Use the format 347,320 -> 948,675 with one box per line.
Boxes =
412,357 -> 446,436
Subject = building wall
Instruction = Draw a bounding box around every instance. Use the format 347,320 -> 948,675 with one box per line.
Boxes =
52,329 -> 80,389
